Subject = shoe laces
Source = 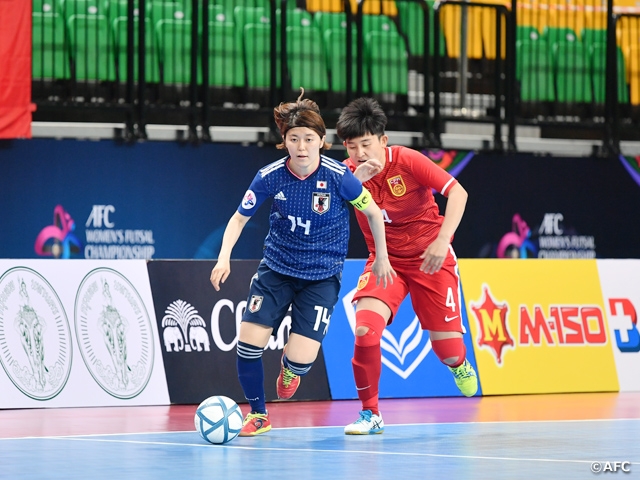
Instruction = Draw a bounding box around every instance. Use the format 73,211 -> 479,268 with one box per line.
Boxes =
281,367 -> 298,388
245,412 -> 268,424
451,361 -> 474,379
356,410 -> 373,423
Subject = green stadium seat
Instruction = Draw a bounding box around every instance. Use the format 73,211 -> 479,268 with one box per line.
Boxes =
591,42 -> 630,104
322,27 -> 368,93
396,1 -> 445,57
112,16 -> 160,83
60,0 -> 104,21
67,14 -> 116,80
147,0 -> 189,32
516,38 -> 555,102
206,4 -> 229,24
243,22 -> 281,88
206,21 -> 245,88
32,12 -> 70,79
285,25 -> 328,91
285,8 -> 314,28
553,41 -> 592,103
365,30 -> 408,95
33,0 -> 59,14
107,0 -> 141,24
155,19 -> 192,84
233,6 -> 271,55
541,26 -> 578,45
362,13 -> 398,36
213,0 -> 270,18
313,11 -> 347,34
580,27 -> 606,48
516,25 -> 540,42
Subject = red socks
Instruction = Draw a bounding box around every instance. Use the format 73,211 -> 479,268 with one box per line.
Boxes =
431,337 -> 466,368
352,310 -> 387,415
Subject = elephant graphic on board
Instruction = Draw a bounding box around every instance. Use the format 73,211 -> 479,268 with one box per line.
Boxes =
163,326 -> 184,352
189,326 -> 210,352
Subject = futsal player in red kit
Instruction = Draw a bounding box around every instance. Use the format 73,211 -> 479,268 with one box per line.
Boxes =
336,98 -> 478,435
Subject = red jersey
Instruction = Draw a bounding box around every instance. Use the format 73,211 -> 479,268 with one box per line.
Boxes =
345,145 -> 458,260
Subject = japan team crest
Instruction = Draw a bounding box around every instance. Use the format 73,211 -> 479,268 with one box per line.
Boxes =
248,295 -> 263,313
387,175 -> 407,197
312,192 -> 331,215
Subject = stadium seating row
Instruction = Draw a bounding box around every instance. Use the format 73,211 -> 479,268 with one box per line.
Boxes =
31,6 -> 410,95
517,23 -> 639,104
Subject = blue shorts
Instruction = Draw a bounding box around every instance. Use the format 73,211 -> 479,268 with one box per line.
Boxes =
242,261 -> 341,343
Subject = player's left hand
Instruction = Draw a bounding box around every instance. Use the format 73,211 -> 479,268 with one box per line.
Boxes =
354,159 -> 383,182
419,238 -> 449,274
371,257 -> 397,288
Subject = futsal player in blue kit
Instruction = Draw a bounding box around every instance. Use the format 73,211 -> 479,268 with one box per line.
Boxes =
210,90 -> 396,436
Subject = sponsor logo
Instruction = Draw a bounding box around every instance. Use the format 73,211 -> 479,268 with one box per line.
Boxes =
343,288 -> 431,379
274,191 -> 287,201
387,175 -> 406,197
74,268 -> 154,399
248,295 -> 263,313
34,205 -> 83,259
607,298 -> 640,353
312,192 -> 331,215
161,299 -> 210,352
241,190 -> 257,210
469,285 -> 514,365
0,267 -> 73,400
84,204 -> 155,259
470,284 -> 610,366
444,315 -> 458,323
496,212 -> 596,259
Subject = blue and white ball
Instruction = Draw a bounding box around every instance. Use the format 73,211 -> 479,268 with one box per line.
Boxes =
194,395 -> 243,444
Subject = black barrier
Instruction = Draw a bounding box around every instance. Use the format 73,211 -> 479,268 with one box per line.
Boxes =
147,260 -> 332,404
451,152 -> 640,259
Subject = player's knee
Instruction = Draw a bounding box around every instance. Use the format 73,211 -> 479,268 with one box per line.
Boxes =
355,326 -> 370,337
354,310 -> 388,347
355,326 -> 382,347
431,337 -> 466,367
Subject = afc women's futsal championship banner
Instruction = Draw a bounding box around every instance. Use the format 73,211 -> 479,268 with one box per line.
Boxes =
0,260 -> 169,409
458,259 -> 640,395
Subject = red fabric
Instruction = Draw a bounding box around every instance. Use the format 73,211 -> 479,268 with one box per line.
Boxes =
0,0 -> 34,139
352,310 -> 387,414
345,145 -> 457,259
431,337 -> 466,368
352,345 -> 381,415
354,309 -> 387,345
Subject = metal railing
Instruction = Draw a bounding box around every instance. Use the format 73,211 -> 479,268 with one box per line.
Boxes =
29,0 -> 640,152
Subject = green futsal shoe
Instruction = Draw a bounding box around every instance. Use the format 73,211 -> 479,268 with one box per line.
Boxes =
449,359 -> 478,397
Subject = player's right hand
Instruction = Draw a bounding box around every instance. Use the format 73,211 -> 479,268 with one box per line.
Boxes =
371,257 -> 396,288
210,261 -> 231,291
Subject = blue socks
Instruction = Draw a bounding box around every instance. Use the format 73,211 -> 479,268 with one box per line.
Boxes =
237,341 -> 266,414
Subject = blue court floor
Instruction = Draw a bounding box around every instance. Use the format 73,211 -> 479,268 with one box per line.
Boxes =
2,418 -> 639,480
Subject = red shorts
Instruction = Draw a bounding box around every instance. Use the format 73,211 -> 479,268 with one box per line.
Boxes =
352,246 -> 464,333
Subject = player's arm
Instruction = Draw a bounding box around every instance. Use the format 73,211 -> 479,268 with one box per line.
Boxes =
210,211 -> 251,291
350,188 -> 397,288
420,182 -> 468,274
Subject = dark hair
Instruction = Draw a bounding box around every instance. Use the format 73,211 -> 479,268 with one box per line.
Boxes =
273,88 -> 332,150
336,97 -> 387,141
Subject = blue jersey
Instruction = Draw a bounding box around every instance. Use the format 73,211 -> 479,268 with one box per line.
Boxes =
238,154 -> 364,280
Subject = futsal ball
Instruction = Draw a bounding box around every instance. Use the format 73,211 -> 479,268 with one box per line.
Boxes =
194,395 -> 243,444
